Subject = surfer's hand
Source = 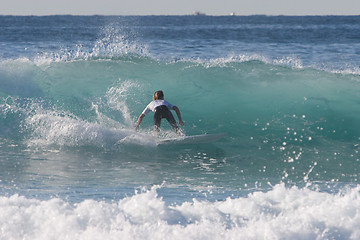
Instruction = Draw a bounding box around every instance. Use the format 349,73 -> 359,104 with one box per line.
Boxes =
179,120 -> 184,126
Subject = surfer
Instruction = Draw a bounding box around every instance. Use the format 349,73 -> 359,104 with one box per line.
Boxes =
135,90 -> 184,133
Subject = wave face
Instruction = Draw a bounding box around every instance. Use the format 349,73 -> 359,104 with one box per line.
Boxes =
1,56 -> 359,187
1,15 -> 360,239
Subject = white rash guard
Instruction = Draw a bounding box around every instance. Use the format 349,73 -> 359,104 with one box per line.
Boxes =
141,100 -> 174,115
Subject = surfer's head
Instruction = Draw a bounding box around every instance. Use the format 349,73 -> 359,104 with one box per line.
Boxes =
153,90 -> 164,100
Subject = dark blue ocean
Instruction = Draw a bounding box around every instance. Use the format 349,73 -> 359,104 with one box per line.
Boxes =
1,15 -> 360,239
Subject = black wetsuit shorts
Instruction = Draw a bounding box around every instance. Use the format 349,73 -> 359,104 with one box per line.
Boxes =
153,105 -> 178,131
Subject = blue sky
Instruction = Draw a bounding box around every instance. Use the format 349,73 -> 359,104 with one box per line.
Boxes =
1,0 -> 360,15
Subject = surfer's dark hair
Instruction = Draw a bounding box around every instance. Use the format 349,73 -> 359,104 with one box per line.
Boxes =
153,90 -> 164,100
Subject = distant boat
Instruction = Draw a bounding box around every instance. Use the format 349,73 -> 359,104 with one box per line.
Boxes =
193,11 -> 206,16
230,12 -> 236,16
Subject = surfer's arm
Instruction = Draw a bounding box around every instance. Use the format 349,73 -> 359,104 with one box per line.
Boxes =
135,114 -> 145,130
172,106 -> 184,126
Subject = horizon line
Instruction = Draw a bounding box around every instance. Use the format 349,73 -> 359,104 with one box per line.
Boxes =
1,13 -> 360,17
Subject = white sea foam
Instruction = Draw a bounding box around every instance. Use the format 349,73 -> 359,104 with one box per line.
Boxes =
1,184 -> 360,240
25,110 -> 158,149
178,54 -> 306,72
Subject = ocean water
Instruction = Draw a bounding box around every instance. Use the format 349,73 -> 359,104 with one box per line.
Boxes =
1,15 -> 360,239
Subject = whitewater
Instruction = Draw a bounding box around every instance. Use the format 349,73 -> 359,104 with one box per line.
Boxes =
1,15 -> 360,239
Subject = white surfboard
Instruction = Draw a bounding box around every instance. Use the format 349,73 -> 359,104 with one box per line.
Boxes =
157,133 -> 226,145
